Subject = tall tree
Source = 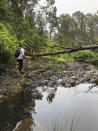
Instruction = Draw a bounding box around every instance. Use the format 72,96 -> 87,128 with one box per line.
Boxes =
41,0 -> 58,38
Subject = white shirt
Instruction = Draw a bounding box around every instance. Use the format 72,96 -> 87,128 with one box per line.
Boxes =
17,47 -> 24,60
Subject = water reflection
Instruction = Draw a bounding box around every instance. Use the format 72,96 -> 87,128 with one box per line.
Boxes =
33,84 -> 98,131
0,83 -> 98,131
43,87 -> 57,104
74,84 -> 98,95
0,87 -> 43,131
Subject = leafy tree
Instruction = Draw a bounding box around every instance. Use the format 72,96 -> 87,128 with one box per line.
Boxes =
58,14 -> 73,35
35,12 -> 46,36
41,0 -> 58,38
0,23 -> 18,63
55,10 -> 98,46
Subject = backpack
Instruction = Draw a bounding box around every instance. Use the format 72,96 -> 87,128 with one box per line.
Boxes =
14,49 -> 20,58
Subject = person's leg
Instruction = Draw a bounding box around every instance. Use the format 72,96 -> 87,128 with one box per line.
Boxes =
17,59 -> 20,76
19,59 -> 23,72
17,59 -> 23,76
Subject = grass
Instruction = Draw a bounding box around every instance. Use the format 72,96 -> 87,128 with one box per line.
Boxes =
50,114 -> 79,131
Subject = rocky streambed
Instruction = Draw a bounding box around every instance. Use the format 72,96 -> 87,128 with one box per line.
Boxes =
24,58 -> 98,89
0,58 -> 98,98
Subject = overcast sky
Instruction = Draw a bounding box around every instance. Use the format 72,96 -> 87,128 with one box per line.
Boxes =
55,0 -> 98,16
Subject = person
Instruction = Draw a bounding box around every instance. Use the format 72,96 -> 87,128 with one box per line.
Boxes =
17,43 -> 25,76
32,48 -> 34,53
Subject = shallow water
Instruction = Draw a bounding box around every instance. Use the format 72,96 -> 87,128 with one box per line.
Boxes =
0,83 -> 98,131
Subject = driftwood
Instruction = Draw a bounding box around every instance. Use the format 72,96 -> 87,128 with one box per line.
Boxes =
30,44 -> 98,57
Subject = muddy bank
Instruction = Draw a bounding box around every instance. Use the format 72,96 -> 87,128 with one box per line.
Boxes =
0,58 -> 98,98
0,64 -> 23,98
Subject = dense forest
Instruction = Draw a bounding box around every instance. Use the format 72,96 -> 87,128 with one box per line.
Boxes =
0,0 -> 98,63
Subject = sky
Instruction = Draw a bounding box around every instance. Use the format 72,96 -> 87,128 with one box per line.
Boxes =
55,0 -> 98,16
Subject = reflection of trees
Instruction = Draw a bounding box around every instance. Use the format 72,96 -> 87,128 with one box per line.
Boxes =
85,85 -> 96,93
74,84 -> 98,95
46,88 -> 57,104
0,87 -> 43,131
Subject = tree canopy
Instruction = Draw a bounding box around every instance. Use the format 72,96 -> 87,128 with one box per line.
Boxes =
0,0 -> 98,63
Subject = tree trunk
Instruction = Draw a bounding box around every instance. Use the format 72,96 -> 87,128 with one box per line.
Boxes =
31,44 -> 98,57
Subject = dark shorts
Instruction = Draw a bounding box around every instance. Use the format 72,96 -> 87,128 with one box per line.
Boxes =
17,59 -> 23,72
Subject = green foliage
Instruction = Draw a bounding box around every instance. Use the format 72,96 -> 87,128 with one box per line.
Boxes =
71,50 -> 98,61
55,33 -> 71,47
0,0 -> 98,65
42,38 -> 98,63
23,31 -> 47,52
0,0 -> 57,59
45,39 -> 58,52
0,23 -> 19,63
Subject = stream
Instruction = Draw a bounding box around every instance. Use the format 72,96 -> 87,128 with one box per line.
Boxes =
0,83 -> 98,131
0,59 -> 98,131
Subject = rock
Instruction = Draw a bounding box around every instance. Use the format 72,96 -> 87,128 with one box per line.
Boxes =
70,81 -> 76,86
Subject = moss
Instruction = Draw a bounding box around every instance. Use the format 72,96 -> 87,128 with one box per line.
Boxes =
6,85 -> 22,96
90,73 -> 96,77
0,99 -> 4,104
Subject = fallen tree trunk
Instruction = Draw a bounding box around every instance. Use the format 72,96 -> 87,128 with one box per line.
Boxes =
45,45 -> 72,49
28,44 -> 98,57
